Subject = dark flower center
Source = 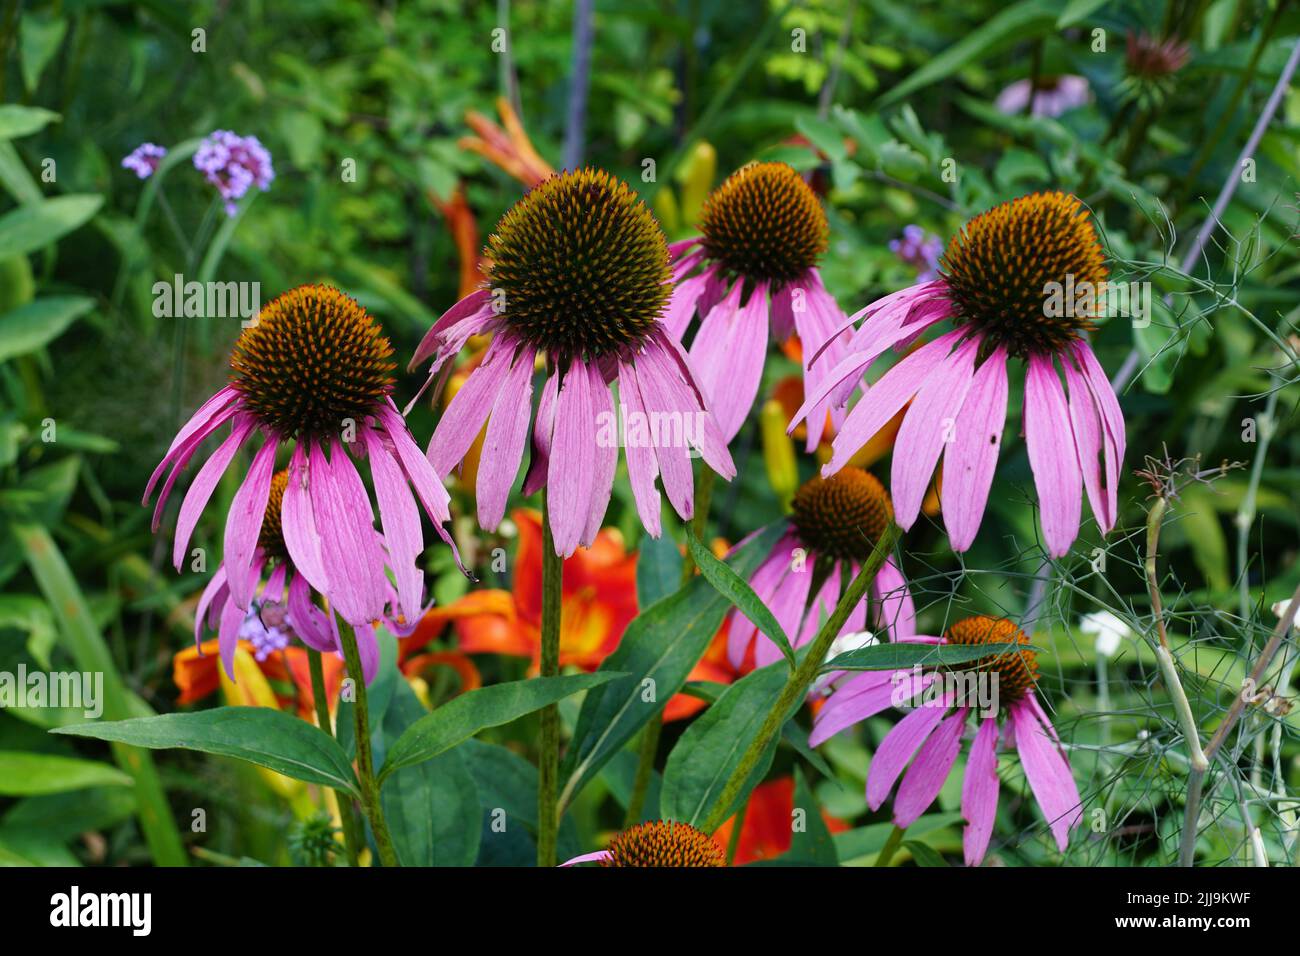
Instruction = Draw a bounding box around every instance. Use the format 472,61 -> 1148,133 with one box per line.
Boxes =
257,469 -> 290,562
791,467 -> 893,564
230,284 -> 395,440
944,615 -> 1039,704
699,161 -> 828,285
601,821 -> 725,868
485,168 -> 671,362
940,192 -> 1108,359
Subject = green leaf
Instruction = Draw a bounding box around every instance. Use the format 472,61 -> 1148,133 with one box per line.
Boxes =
876,0 -> 1058,107
902,839 -> 949,867
660,661 -> 789,826
820,641 -> 1027,673
19,15 -> 68,94
1056,0 -> 1110,27
0,752 -> 132,796
787,768 -> 839,866
794,114 -> 848,163
0,296 -> 95,363
376,681 -> 480,867
637,529 -> 682,607
560,523 -> 784,807
0,195 -> 103,259
51,708 -> 360,795
0,105 -> 60,141
379,672 -> 621,783
687,530 -> 794,667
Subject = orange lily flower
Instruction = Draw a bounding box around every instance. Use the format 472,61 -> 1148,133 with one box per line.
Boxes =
460,96 -> 554,189
173,640 -> 344,721
714,776 -> 849,865
403,508 -> 730,721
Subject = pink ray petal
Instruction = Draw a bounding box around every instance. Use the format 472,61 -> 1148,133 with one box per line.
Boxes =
1024,353 -> 1082,558
941,343 -> 1008,552
894,707 -> 969,827
172,416 -> 256,571
547,363 -> 597,557
961,713 -> 1000,866
222,434 -> 278,610
476,345 -> 537,531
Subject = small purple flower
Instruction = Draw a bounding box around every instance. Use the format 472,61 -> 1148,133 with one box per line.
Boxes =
122,143 -> 167,179
194,130 -> 275,216
995,75 -> 1091,119
239,603 -> 292,661
889,225 -> 944,282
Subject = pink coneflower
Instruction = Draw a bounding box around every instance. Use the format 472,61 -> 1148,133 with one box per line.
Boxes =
413,168 -> 735,558
122,143 -> 167,179
664,161 -> 852,450
995,75 -> 1091,118
726,467 -> 915,671
146,284 -> 455,679
810,615 -> 1082,865
193,471 -> 418,680
561,820 -> 725,867
792,191 -> 1125,558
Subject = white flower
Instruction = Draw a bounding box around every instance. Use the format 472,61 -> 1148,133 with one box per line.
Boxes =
1080,610 -> 1131,658
1272,599 -> 1295,628
811,629 -> 876,697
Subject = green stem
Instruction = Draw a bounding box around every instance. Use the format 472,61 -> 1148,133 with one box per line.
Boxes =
623,711 -> 662,828
336,618 -> 399,867
537,490 -> 564,867
307,648 -> 362,867
875,825 -> 906,867
725,796 -> 749,866
679,465 -> 717,586
699,523 -> 900,834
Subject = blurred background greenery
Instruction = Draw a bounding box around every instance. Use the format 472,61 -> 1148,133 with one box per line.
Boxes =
1,0 -> 1298,866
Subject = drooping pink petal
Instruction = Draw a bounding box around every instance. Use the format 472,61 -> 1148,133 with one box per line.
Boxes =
769,281 -> 796,342
941,343 -> 1008,552
662,266 -> 713,340
890,336 -> 979,528
410,288 -> 491,371
1062,351 -> 1110,531
725,535 -> 795,667
795,273 -> 854,449
1011,699 -> 1082,852
194,565 -> 230,648
1069,341 -> 1123,530
583,363 -> 618,547
378,401 -> 452,527
871,556 -> 916,640
144,386 -> 241,505
688,279 -> 769,441
263,561 -> 287,606
559,850 -> 613,867
810,670 -> 936,747
547,363 -> 596,557
288,572 -> 336,653
615,360 -> 662,536
309,441 -> 386,625
476,345 -> 537,531
282,443 -> 330,596
148,405 -> 243,527
894,707 -> 969,827
172,416 -> 256,571
865,696 -> 950,810
962,713 -> 1001,866
427,335 -> 518,478
1024,353 -> 1082,558
221,433 -> 278,610
631,349 -> 694,522
522,370 -> 558,497
643,328 -> 735,479
364,428 -> 424,624
824,328 -> 967,475
218,594 -> 244,680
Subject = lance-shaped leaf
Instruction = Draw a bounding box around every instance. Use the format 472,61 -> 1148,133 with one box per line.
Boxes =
52,708 -> 359,795
821,642 -> 1027,673
378,672 -> 622,783
686,530 -> 794,667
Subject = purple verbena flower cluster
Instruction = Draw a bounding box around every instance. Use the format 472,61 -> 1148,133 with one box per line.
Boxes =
193,130 -> 276,216
121,143 -> 167,179
888,224 -> 944,282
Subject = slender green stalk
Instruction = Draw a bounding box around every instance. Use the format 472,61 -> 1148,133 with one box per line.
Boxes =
725,797 -> 749,866
336,618 -> 399,867
699,523 -> 900,835
623,710 -> 663,828
875,825 -> 906,867
537,491 -> 564,866
308,648 -> 362,867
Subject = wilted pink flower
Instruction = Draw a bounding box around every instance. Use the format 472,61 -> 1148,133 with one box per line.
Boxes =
792,192 -> 1125,558
995,75 -> 1090,118
194,130 -> 275,216
146,285 -> 455,681
122,143 -> 167,179
810,615 -> 1082,865
414,168 -> 735,558
665,161 -> 853,451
